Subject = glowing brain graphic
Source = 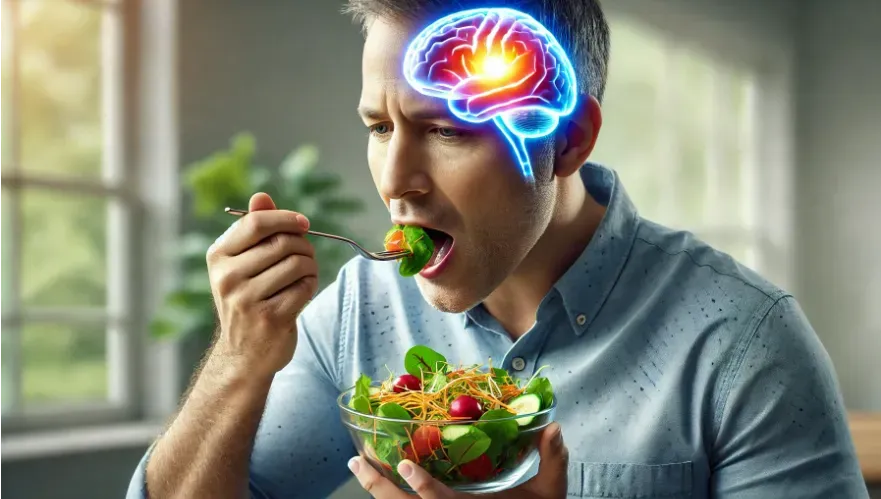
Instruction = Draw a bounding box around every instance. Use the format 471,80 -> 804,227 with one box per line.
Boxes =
403,7 -> 578,179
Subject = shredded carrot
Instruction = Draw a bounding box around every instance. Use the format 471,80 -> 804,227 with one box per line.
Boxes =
367,362 -> 529,421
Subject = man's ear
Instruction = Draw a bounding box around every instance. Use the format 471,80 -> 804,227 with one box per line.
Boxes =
554,94 -> 602,177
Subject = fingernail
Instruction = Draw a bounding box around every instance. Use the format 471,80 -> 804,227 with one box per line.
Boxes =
398,460 -> 414,479
296,214 -> 309,230
348,457 -> 360,474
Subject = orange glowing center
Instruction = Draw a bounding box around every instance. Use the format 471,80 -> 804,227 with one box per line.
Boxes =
481,55 -> 509,78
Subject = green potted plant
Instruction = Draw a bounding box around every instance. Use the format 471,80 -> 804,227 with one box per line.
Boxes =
150,132 -> 364,341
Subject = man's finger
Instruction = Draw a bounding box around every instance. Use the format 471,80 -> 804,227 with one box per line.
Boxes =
215,210 -> 310,256
349,456 -> 409,498
396,460 -> 457,499
250,253 -> 318,301
522,422 -> 568,496
233,233 -> 316,278
249,192 -> 277,212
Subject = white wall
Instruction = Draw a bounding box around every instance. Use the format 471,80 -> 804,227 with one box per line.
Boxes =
794,0 -> 881,412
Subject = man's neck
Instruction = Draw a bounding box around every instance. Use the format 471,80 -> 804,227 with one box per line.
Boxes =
483,173 -> 607,340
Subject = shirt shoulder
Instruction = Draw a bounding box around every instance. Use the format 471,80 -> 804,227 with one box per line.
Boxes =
633,217 -> 785,302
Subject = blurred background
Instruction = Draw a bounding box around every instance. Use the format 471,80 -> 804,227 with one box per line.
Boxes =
0,0 -> 878,497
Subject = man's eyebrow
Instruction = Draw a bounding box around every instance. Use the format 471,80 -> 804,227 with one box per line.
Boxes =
356,106 -> 457,122
357,106 -> 386,120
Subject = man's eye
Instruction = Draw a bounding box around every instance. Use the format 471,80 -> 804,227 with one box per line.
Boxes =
436,127 -> 460,138
369,124 -> 391,136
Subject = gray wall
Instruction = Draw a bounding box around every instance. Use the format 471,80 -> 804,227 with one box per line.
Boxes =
3,0 -> 879,498
794,0 -> 881,413
2,447 -> 148,499
178,0 -> 388,248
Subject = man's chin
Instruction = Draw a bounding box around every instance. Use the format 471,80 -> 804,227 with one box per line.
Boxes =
413,276 -> 482,314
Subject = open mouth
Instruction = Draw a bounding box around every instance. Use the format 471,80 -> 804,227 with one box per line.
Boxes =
421,228 -> 454,274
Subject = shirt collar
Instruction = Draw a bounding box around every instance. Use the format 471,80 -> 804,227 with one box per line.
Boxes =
462,163 -> 641,335
554,163 -> 640,336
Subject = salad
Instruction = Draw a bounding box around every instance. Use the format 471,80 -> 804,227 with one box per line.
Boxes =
343,345 -> 555,486
383,225 -> 435,277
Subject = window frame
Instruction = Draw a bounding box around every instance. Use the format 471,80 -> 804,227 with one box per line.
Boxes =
1,0 -> 182,437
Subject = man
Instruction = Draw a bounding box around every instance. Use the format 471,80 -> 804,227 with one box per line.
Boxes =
127,0 -> 869,497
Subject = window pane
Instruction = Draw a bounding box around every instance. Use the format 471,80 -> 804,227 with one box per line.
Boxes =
2,327 -> 20,414
21,188 -> 107,308
22,322 -> 107,406
17,0 -> 104,177
2,188 -> 16,316
2,0 -> 16,172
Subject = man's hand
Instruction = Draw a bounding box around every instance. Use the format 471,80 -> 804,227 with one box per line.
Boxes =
348,422 -> 569,499
206,192 -> 319,378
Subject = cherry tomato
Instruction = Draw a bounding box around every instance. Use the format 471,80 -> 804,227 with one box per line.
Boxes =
409,426 -> 443,458
459,454 -> 495,480
392,374 -> 422,392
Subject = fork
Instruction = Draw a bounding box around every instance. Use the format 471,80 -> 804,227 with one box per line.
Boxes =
224,207 -> 412,262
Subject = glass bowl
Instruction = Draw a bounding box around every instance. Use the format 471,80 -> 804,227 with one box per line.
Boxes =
337,384 -> 557,494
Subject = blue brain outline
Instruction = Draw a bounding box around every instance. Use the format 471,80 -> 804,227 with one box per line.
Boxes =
403,8 -> 579,179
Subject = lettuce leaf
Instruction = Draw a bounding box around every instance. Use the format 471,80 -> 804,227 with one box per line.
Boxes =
385,224 -> 435,277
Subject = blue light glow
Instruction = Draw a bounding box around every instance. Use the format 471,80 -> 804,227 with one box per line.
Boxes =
403,7 -> 578,180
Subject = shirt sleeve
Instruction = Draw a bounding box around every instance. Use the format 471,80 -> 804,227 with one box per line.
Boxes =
247,265 -> 356,498
125,262 -> 357,499
710,295 -> 869,498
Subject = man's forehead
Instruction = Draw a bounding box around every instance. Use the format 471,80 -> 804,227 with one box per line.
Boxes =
362,17 -> 414,80
359,17 -> 446,118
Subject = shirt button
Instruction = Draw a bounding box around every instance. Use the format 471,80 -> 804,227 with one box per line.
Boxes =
576,314 -> 587,326
511,357 -> 527,371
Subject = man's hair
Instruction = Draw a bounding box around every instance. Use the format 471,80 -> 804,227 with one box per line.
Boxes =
342,0 -> 611,102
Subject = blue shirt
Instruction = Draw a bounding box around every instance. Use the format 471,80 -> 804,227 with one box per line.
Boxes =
127,164 -> 868,498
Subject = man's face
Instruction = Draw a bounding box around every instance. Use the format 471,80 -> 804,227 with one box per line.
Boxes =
358,18 -> 558,313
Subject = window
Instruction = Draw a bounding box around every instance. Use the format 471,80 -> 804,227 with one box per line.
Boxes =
1,0 -> 177,434
591,12 -> 792,287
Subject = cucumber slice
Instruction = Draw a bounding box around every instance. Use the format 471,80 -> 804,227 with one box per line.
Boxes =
441,425 -> 473,442
368,386 -> 381,397
508,393 -> 542,426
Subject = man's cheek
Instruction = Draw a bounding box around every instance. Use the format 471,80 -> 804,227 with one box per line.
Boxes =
366,149 -> 384,189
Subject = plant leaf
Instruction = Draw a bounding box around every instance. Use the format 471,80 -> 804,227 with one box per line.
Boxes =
476,409 -> 519,465
426,372 -> 447,393
404,345 -> 447,378
149,301 -> 207,340
377,402 -> 410,420
373,437 -> 403,468
377,402 -> 412,438
525,377 -> 554,409
477,409 -> 519,443
429,460 -> 454,476
279,144 -> 320,182
249,167 -> 273,192
184,133 -> 255,218
398,226 -> 434,277
353,373 -> 372,400
447,427 -> 491,465
350,395 -> 372,415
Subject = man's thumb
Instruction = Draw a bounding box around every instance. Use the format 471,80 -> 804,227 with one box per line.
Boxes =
530,422 -> 569,493
249,192 -> 276,212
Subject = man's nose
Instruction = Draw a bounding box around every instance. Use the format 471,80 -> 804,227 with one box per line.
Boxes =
379,132 -> 431,200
